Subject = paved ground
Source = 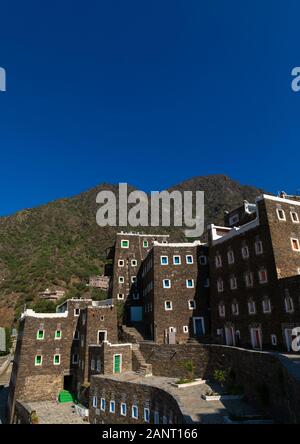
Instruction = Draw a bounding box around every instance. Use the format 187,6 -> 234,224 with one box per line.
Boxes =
97,372 -> 260,424
26,401 -> 89,424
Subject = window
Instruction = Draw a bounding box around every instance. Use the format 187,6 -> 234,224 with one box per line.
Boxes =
291,211 -> 299,223
132,405 -> 138,419
120,403 -> 127,416
131,259 -> 137,267
117,293 -> 124,300
144,408 -> 150,423
143,240 -> 149,248
227,250 -> 235,264
277,208 -> 286,221
35,355 -> 42,366
291,238 -> 300,251
215,255 -> 222,268
164,301 -> 173,311
91,359 -> 95,370
121,240 -> 129,248
72,354 -> 79,364
118,259 -> 124,267
262,298 -> 271,313
204,278 -> 210,288
100,398 -> 106,411
241,245 -> 249,259
131,276 -> 136,283
183,326 -> 189,333
55,330 -> 61,340
186,279 -> 194,288
36,330 -> 44,340
217,279 -> 224,293
245,272 -> 253,288
160,256 -> 168,265
53,354 -> 60,365
258,269 -> 268,284
74,308 -> 80,317
248,300 -> 256,314
271,334 -> 277,346
186,255 -> 193,264
119,276 -> 125,284
173,255 -> 181,265
110,400 -> 115,413
219,304 -> 225,317
92,396 -> 97,408
133,293 -> 139,300
188,300 -> 196,310
74,330 -> 80,340
163,279 -> 171,288
230,276 -> 237,290
96,359 -> 101,372
232,303 -> 239,315
154,410 -> 160,424
255,240 -> 263,255
229,213 -> 239,226
285,296 -> 294,313
199,256 -> 207,265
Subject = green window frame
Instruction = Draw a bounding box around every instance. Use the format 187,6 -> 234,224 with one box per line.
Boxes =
35,355 -> 42,366
121,240 -> 129,248
53,354 -> 60,365
55,330 -> 62,339
143,240 -> 149,248
37,330 -> 44,340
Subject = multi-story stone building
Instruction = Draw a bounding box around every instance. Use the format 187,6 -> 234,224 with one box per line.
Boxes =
139,240 -> 210,344
88,275 -> 110,291
208,193 -> 300,351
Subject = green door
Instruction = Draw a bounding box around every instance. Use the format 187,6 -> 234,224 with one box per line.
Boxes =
113,354 -> 121,373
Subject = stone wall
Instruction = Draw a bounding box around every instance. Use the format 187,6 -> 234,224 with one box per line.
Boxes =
89,375 -> 183,424
139,343 -> 300,424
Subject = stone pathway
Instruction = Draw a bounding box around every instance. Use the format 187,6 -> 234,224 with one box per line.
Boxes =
100,372 -> 260,424
26,401 -> 89,424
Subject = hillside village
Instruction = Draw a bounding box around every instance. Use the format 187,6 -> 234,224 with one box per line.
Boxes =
2,190 -> 300,424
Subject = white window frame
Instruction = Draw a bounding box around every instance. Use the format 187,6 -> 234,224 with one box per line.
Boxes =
255,240 -> 263,255
119,276 -> 125,284
35,355 -> 43,366
186,279 -> 194,288
143,240 -> 149,248
160,256 -> 168,265
163,279 -> 171,289
92,396 -> 97,408
97,330 -> 107,344
230,276 -> 237,290
173,255 -> 181,265
291,238 -> 300,252
74,308 -> 80,317
72,353 -> 79,364
199,255 -> 207,265
291,211 -> 299,223
248,300 -> 256,315
219,304 -> 225,317
109,400 -> 115,413
215,255 -> 222,268
227,250 -> 235,264
53,354 -> 61,366
188,300 -> 196,310
131,259 -> 137,267
204,278 -> 210,288
118,259 -> 124,267
217,279 -> 224,293
121,239 -> 129,248
91,359 -> 95,371
117,293 -> 124,300
131,276 -> 136,283
245,272 -> 253,288
231,303 -> 239,316
164,300 -> 173,311
271,334 -> 277,346
96,359 -> 101,372
262,298 -> 271,313
284,296 -> 294,313
186,255 -> 194,264
144,407 -> 150,423
100,398 -> 106,412
241,245 -> 249,259
120,403 -> 127,416
55,330 -> 62,340
276,208 -> 286,221
132,405 -> 139,419
258,269 -> 268,284
183,325 -> 189,333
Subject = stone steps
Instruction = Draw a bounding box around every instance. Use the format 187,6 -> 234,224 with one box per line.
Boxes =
132,344 -> 152,377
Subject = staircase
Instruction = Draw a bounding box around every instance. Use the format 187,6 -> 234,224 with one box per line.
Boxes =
58,390 -> 75,403
132,344 -> 153,377
122,325 -> 146,343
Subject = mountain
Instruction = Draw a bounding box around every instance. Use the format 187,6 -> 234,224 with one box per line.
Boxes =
0,175 -> 264,326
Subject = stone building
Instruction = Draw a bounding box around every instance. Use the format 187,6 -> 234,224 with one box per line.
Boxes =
88,275 -> 110,291
208,193 -> 300,351
38,288 -> 65,301
139,240 -> 210,344
107,232 -> 169,322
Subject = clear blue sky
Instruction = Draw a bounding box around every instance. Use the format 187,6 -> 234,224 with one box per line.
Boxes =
0,0 -> 299,215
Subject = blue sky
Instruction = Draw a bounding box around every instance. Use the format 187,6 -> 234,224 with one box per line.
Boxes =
0,0 -> 299,215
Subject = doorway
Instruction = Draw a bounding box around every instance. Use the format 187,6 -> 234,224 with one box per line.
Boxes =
97,330 -> 107,344
251,328 -> 262,349
193,317 -> 205,337
113,354 -> 122,373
